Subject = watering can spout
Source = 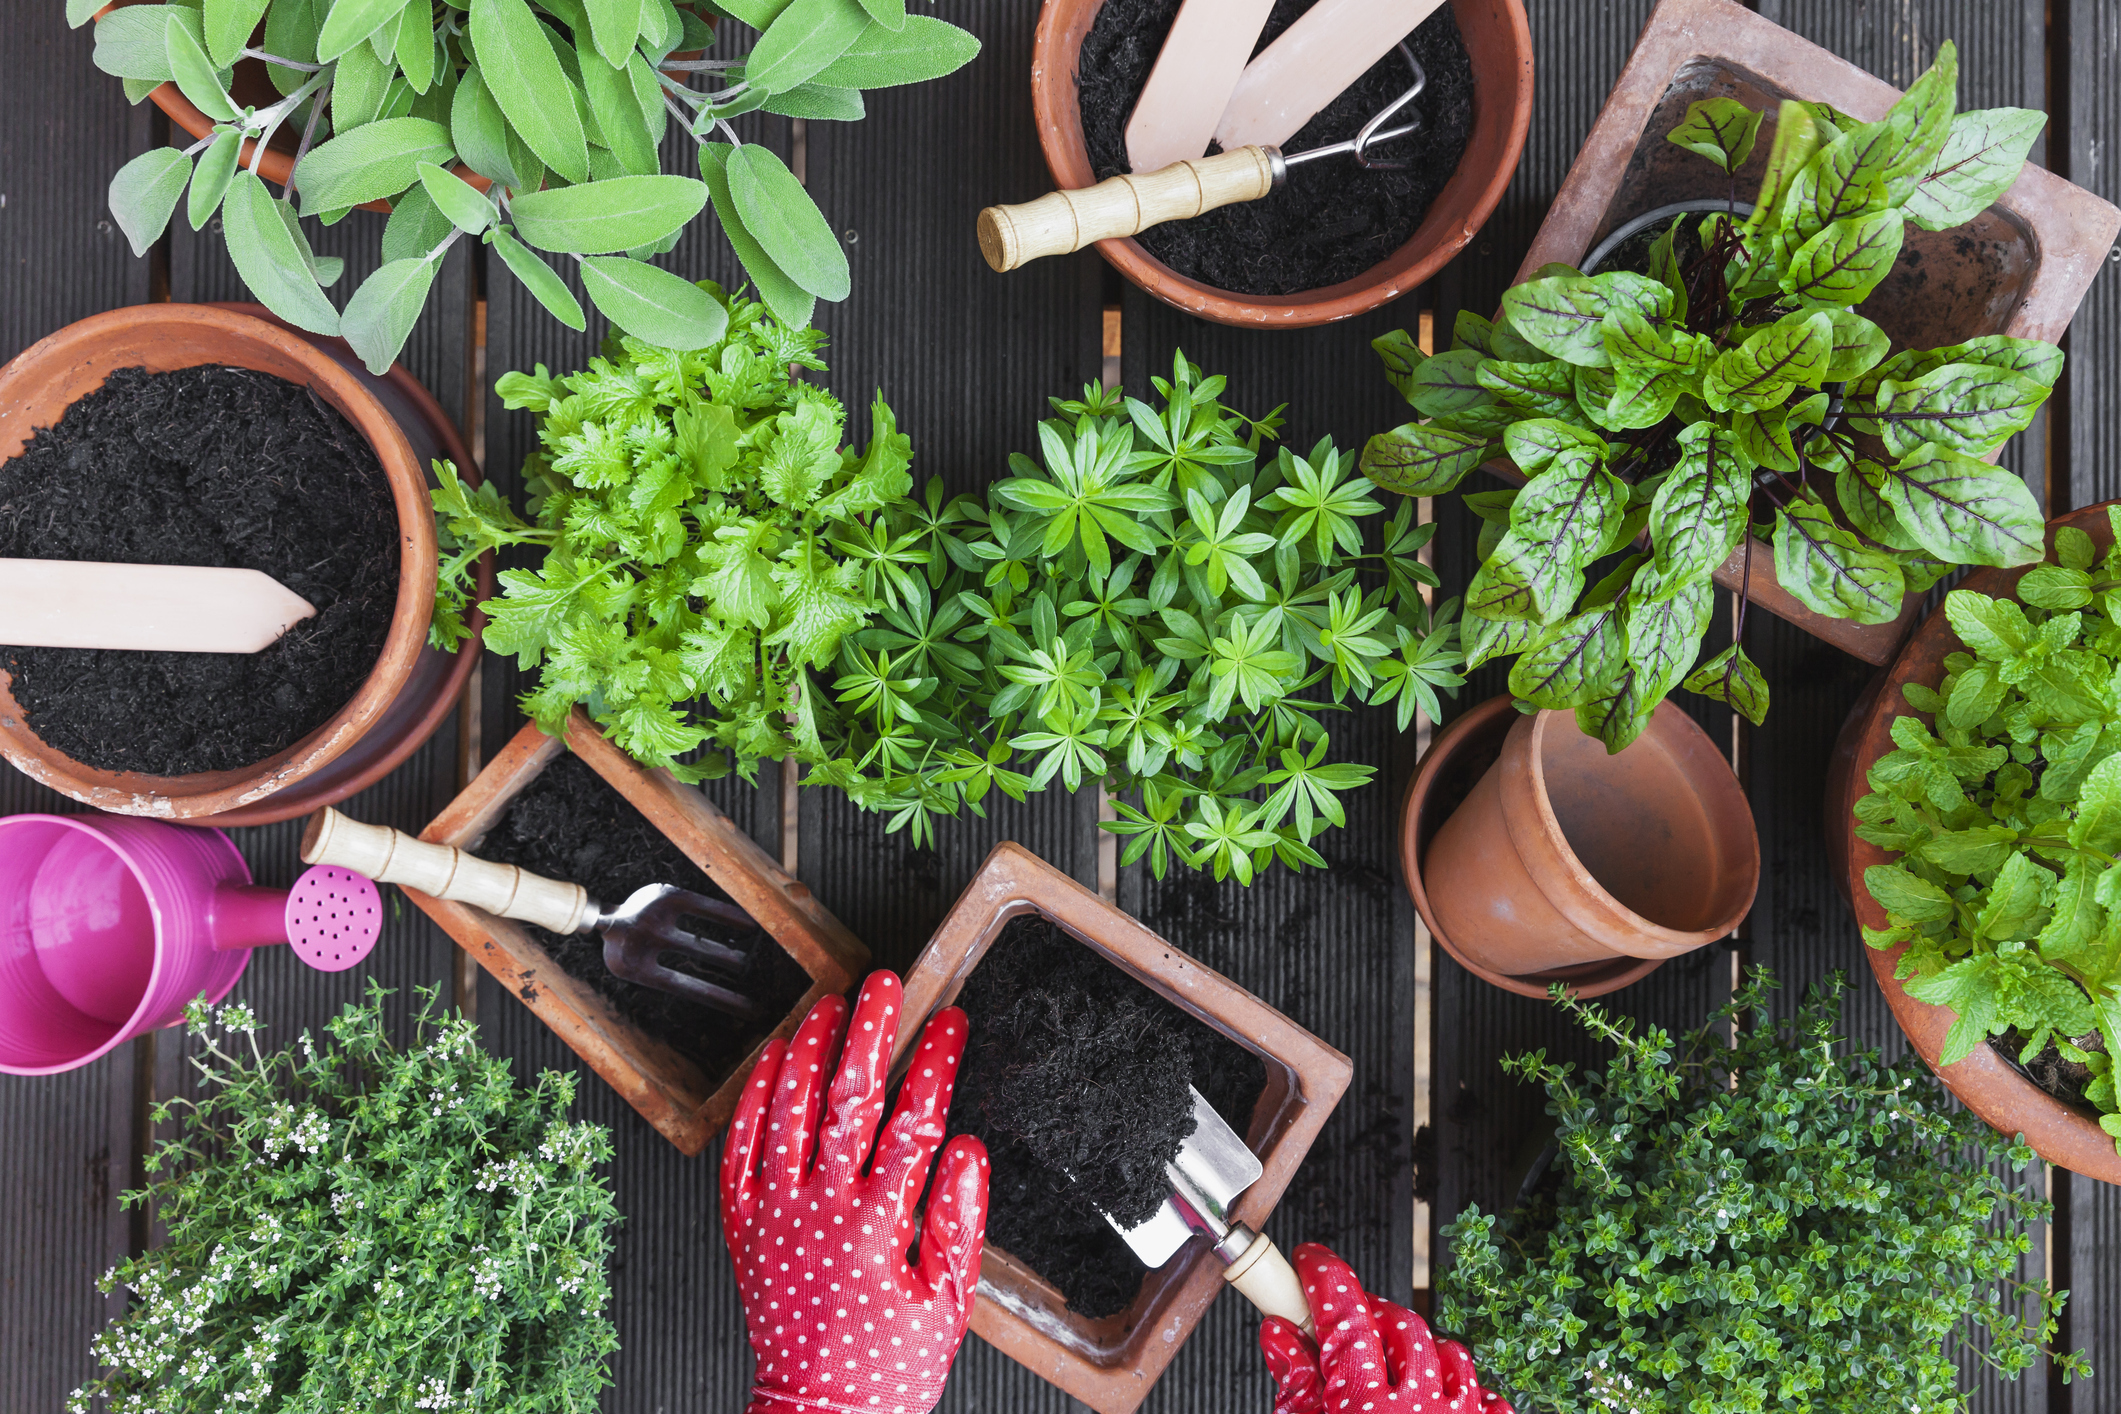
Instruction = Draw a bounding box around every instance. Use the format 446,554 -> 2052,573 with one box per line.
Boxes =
209,884 -> 296,953
208,866 -> 384,971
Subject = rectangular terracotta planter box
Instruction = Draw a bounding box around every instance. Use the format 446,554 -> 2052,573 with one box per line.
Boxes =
410,708 -> 867,1154
891,842 -> 1352,1414
1487,0 -> 2121,666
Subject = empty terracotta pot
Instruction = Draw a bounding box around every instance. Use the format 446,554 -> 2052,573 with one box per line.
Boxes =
1416,699 -> 1757,985
1028,0 -> 1533,327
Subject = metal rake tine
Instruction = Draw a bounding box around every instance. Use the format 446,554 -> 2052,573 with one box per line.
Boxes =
603,929 -> 768,1023
661,888 -> 759,932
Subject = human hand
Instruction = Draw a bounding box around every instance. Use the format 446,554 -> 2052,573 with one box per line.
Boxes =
722,971 -> 990,1414
1258,1243 -> 1514,1414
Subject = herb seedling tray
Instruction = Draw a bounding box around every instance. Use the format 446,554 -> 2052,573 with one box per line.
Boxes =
409,708 -> 867,1154
892,842 -> 1351,1414
1490,0 -> 2121,665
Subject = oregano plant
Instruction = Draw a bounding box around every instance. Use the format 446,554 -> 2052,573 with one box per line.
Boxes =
1360,41 -> 2056,751
72,989 -> 620,1414
78,0 -> 977,372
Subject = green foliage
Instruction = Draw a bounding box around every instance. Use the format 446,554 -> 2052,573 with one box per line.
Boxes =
1438,972 -> 2089,1413
1362,41 -> 2056,752
1855,515 -> 2121,1149
442,336 -> 1464,882
81,0 -> 978,372
72,989 -> 620,1414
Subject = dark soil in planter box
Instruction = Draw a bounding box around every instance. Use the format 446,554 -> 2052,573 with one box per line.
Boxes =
1995,1026 -> 2105,1115
946,913 -> 1267,1318
0,366 -> 396,775
475,752 -> 813,1083
1079,0 -> 1475,296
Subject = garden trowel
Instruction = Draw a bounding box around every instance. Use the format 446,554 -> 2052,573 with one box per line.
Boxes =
0,559 -> 314,653
1096,1086 -> 1316,1333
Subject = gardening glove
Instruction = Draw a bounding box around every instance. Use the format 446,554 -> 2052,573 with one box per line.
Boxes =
1258,1243 -> 1514,1414
722,970 -> 990,1414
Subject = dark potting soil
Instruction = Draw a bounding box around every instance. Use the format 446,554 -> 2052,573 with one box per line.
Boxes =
1078,0 -> 1476,296
475,752 -> 815,1085
1994,1026 -> 2105,1114
0,365 -> 397,775
945,913 -> 1267,1319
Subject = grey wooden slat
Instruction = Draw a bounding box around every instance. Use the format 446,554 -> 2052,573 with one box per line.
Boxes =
0,8 -> 156,1410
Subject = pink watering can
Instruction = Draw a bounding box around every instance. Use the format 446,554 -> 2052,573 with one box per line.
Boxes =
0,814 -> 382,1075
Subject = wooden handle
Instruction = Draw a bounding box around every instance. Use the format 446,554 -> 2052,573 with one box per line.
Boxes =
1222,1230 -> 1314,1336
301,807 -> 593,935
977,146 -> 1278,272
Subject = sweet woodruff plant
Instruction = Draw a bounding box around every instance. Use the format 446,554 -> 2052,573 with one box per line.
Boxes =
1361,42 -> 2055,751
78,0 -> 976,371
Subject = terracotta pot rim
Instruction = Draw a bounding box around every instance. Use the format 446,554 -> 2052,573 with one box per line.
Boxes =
1029,0 -> 1534,328
0,303 -> 439,818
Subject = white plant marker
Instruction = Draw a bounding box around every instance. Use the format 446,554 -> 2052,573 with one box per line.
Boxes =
1213,0 -> 1448,154
0,560 -> 315,654
1124,0 -> 1279,175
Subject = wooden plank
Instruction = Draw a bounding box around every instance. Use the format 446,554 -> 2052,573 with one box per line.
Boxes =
0,9 -> 156,1410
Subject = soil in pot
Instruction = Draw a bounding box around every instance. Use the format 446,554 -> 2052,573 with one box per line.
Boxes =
1078,0 -> 1475,296
1995,1025 -> 2107,1115
945,913 -> 1267,1319
474,752 -> 814,1083
0,366 -> 397,775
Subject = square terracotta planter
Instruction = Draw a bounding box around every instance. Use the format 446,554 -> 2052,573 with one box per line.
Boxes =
410,708 -> 867,1154
891,842 -> 1352,1414
1487,0 -> 2121,666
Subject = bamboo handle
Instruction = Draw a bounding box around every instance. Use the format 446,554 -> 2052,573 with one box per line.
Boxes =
300,807 -> 594,935
1222,1229 -> 1314,1336
977,146 -> 1279,272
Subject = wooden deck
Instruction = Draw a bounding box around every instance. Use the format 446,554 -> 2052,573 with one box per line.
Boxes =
3,1 -> 2117,1410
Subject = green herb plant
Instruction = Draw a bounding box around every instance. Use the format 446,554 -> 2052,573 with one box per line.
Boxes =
72,988 -> 620,1414
1856,516 -> 2121,1151
1440,971 -> 2088,1413
1360,41 -> 2056,751
437,330 -> 1466,883
77,0 -> 977,372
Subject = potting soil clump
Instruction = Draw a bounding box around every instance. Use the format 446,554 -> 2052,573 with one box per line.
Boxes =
946,913 -> 1267,1318
475,752 -> 813,1082
0,365 -> 396,775
1078,0 -> 1476,296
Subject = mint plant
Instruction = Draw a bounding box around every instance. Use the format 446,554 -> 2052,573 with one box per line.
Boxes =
1440,971 -> 2087,1413
78,0 -> 976,372
1361,41 -> 2056,751
72,989 -> 620,1414
1856,516 -> 2121,1150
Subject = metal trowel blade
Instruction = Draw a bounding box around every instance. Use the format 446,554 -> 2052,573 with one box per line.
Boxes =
1101,1085 -> 1263,1269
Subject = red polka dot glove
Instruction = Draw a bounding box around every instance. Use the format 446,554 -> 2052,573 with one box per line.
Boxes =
1258,1243 -> 1515,1414
722,971 -> 991,1414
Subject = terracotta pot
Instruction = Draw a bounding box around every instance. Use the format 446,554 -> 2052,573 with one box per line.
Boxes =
408,709 -> 869,1154
1480,0 -> 2121,668
893,842 -> 1352,1414
1406,697 -> 1757,992
0,302 -> 489,824
1028,0 -> 1533,328
1833,503 -> 2121,1185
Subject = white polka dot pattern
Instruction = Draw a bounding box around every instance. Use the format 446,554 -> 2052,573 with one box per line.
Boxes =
722,972 -> 990,1414
1258,1244 -> 1515,1414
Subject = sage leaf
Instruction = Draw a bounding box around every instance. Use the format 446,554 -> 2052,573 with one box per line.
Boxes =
810,14 -> 980,88
202,0 -> 271,68
1870,445 -> 2044,567
1703,310 -> 1832,412
1684,645 -> 1770,724
1772,498 -> 1905,623
331,33 -> 393,132
748,0 -> 869,93
1747,100 -> 1822,230
716,0 -> 794,27
221,171 -> 341,335
1781,208 -> 1905,306
298,117 -> 455,215
490,227 -> 587,330
763,83 -> 867,122
576,36 -> 659,175
395,0 -> 436,94
698,143 -> 815,331
188,127 -> 242,230
582,0 -> 642,68
382,179 -> 457,260
1866,362 -> 2050,459
1358,422 -> 1488,496
94,4 -> 196,84
1904,108 -> 2046,231
450,64 -> 540,192
263,0 -> 325,94
855,0 -> 906,29
108,147 -> 193,257
580,257 -> 731,350
1650,424 -> 1748,582
1666,96 -> 1762,173
628,53 -> 668,146
725,144 -> 850,300
316,0 -> 406,62
510,175 -> 709,253
342,257 -> 439,374
417,160 -> 495,235
1405,347 -> 1491,417
66,0 -> 103,28
165,13 -> 238,122
471,0 -> 590,184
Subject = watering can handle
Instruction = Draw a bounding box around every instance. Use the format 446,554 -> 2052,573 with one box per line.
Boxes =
301,808 -> 594,936
976,146 -> 1280,272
